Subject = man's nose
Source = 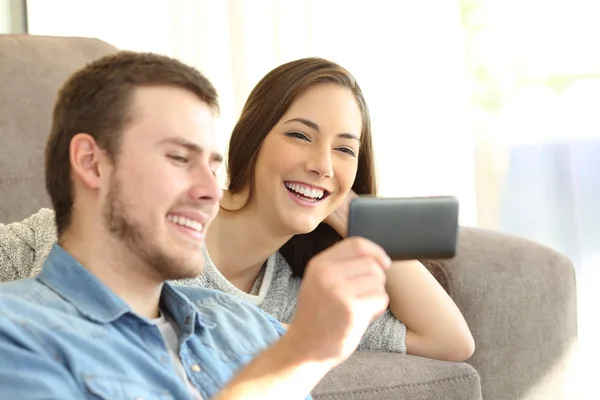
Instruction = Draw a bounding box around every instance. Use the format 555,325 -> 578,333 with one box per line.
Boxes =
189,166 -> 224,203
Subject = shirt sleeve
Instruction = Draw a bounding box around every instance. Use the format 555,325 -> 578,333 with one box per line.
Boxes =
0,220 -> 36,282
0,315 -> 83,399
358,309 -> 407,353
0,247 -> 17,283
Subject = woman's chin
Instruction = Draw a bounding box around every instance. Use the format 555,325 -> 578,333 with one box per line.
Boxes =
287,219 -> 321,236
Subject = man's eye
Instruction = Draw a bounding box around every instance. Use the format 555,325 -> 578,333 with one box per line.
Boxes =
168,155 -> 189,164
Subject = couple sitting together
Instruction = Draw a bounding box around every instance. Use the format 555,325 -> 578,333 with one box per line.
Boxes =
0,51 -> 474,399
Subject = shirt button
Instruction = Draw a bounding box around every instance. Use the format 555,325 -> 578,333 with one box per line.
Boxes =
191,364 -> 201,372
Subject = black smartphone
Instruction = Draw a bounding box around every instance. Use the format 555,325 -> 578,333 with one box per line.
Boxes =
347,196 -> 459,260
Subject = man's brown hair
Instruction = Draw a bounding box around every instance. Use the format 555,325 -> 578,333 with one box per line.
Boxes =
226,57 -> 377,277
45,51 -> 219,237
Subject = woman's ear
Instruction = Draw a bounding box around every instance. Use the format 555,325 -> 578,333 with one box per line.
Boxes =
69,133 -> 105,190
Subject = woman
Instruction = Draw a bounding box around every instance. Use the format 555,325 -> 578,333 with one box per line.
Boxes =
179,57 -> 474,361
0,57 -> 474,361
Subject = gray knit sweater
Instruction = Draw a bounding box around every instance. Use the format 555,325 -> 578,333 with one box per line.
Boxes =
0,209 -> 406,353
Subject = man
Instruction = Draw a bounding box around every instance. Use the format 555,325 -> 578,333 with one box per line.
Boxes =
0,51 -> 391,399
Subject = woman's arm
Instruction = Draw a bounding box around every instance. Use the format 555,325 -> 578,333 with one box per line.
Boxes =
324,192 -> 474,362
386,259 -> 474,361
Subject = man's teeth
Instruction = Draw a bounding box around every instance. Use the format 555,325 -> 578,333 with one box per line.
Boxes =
284,182 -> 324,199
167,214 -> 203,232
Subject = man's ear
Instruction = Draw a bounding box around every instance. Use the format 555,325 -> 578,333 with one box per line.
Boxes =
69,133 -> 106,190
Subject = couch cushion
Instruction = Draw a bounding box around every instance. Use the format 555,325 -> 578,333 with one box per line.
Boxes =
0,34 -> 118,223
313,351 -> 482,400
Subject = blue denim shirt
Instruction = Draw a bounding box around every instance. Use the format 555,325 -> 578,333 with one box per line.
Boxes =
0,244 -> 311,399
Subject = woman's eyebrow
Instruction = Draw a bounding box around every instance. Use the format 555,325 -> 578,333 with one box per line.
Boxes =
284,117 -> 359,141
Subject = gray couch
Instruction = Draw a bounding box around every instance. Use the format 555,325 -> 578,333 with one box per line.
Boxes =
0,34 -> 579,399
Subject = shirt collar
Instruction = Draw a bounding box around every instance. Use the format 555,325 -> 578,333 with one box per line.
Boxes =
38,244 -> 211,330
39,244 -> 131,323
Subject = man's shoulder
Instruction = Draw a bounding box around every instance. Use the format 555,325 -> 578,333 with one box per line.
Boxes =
175,285 -> 287,337
0,277 -> 72,317
1,277 -> 48,299
0,278 -> 85,345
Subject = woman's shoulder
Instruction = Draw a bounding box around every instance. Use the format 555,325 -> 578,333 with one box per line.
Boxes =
272,251 -> 301,282
1,208 -> 57,243
268,252 -> 301,295
1,208 -> 56,229
260,252 -> 301,322
273,251 -> 291,270
1,208 -> 57,281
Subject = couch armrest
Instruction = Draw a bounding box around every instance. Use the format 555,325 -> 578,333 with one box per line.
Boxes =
312,352 -> 481,400
423,227 -> 578,400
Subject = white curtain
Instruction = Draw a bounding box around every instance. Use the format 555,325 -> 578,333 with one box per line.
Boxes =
26,0 -> 477,225
462,0 -> 600,396
0,0 -> 26,33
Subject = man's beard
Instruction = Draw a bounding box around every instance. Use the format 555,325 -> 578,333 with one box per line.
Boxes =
102,176 -> 204,281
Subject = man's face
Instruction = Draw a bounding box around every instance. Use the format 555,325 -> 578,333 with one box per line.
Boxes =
101,86 -> 223,281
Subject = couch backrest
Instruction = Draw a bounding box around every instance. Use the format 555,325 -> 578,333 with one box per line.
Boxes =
0,34 -> 117,223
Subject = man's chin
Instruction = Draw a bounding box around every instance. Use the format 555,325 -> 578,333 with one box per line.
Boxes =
158,254 -> 205,282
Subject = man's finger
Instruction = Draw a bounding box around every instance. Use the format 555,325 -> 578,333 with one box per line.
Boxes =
310,237 -> 391,270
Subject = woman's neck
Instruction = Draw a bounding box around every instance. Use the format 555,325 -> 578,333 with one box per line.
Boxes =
205,191 -> 293,293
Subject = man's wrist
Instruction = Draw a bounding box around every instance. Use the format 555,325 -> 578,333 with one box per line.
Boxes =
214,331 -> 334,400
276,327 -> 341,380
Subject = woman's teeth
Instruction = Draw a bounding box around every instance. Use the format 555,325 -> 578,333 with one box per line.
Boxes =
167,214 -> 203,233
284,182 -> 325,200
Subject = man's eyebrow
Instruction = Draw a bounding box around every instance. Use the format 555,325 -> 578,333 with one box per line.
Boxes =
284,117 -> 360,142
160,137 -> 223,163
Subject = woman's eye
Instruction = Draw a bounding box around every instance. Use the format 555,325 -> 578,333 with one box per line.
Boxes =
286,131 -> 310,141
168,154 -> 189,164
337,147 -> 357,157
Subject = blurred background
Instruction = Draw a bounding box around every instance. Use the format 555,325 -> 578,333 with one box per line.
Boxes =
2,0 -> 598,396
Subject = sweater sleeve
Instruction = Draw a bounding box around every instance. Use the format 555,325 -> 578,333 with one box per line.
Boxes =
261,252 -> 407,353
357,309 -> 407,353
0,208 -> 57,282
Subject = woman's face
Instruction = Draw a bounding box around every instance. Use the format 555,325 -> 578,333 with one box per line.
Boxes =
252,82 -> 363,235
